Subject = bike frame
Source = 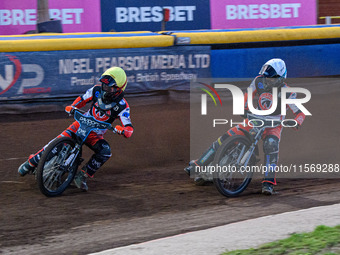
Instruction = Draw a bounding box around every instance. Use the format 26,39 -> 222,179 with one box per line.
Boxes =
65,110 -> 114,170
238,113 -> 281,168
36,108 -> 115,197
212,114 -> 283,197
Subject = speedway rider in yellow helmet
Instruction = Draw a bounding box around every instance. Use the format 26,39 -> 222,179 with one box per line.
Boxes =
18,67 -> 133,191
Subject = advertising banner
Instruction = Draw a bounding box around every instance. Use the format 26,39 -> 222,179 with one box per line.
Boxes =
0,0 -> 101,35
211,43 -> 340,78
100,0 -> 210,32
0,46 -> 210,101
210,0 -> 317,29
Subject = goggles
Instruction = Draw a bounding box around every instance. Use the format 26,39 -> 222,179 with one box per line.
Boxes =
100,76 -> 120,93
102,83 -> 119,93
260,65 -> 280,78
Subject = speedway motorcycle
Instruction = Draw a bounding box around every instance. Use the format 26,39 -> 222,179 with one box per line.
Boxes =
212,113 -> 283,197
36,108 -> 117,197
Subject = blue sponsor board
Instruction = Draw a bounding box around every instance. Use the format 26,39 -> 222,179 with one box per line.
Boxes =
0,46 -> 211,101
100,0 -> 210,32
211,44 -> 340,78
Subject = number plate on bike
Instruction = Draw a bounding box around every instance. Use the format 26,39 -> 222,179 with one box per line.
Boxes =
74,111 -> 110,130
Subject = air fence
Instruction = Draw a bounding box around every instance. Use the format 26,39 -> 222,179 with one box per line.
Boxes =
1,25 -> 340,107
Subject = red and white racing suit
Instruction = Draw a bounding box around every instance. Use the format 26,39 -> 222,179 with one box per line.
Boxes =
28,85 -> 133,177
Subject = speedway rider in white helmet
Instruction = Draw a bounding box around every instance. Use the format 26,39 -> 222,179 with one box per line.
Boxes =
185,58 -> 306,195
18,67 -> 134,191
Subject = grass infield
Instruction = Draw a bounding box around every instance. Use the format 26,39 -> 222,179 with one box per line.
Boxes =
223,225 -> 340,255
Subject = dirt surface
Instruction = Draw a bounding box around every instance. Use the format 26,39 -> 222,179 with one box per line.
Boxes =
0,85 -> 340,255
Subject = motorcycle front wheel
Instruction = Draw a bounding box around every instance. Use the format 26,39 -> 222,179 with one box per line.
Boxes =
212,135 -> 255,197
36,137 -> 79,197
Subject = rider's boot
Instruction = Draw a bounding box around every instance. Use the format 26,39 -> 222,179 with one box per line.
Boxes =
184,144 -> 217,177
18,155 -> 36,176
184,161 -> 212,186
262,136 -> 279,195
184,160 -> 208,185
185,135 -> 229,185
262,182 -> 275,195
186,159 -> 215,186
184,160 -> 199,176
185,134 -> 229,176
184,151 -> 215,185
74,168 -> 89,191
74,152 -> 109,191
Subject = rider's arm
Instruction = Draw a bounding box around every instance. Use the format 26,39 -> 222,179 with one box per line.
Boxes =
244,78 -> 258,113
65,86 -> 95,113
72,86 -> 95,108
115,107 -> 133,138
286,91 -> 306,128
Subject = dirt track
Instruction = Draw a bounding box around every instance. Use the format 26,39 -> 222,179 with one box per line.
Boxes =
0,84 -> 339,254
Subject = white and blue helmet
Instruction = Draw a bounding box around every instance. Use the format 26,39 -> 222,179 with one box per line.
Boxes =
259,58 -> 287,89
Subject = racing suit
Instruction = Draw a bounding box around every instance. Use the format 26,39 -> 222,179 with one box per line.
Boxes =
28,84 -> 133,177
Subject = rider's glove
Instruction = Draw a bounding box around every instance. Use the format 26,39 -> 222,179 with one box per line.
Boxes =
115,125 -> 124,135
115,125 -> 133,138
65,105 -> 75,115
290,112 -> 305,131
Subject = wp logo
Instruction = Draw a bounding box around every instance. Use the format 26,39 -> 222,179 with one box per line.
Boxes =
0,54 -> 22,95
0,53 -> 45,95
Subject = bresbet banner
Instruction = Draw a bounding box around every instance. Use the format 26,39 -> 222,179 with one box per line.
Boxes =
0,46 -> 210,101
210,0 -> 317,29
100,0 -> 210,32
0,0 -> 101,35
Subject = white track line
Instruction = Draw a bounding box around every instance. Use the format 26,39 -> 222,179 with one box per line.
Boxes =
1,181 -> 25,184
91,203 -> 340,255
0,157 -> 27,162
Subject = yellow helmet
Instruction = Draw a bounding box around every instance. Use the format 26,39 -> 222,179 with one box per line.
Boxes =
99,67 -> 127,102
100,66 -> 127,91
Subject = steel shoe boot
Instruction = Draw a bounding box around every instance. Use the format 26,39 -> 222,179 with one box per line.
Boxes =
184,160 -> 198,176
18,160 -> 36,177
74,171 -> 88,191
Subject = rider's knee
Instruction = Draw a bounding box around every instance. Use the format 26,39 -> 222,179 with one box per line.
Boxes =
84,140 -> 112,175
93,140 -> 112,161
212,133 -> 230,150
263,135 -> 279,155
